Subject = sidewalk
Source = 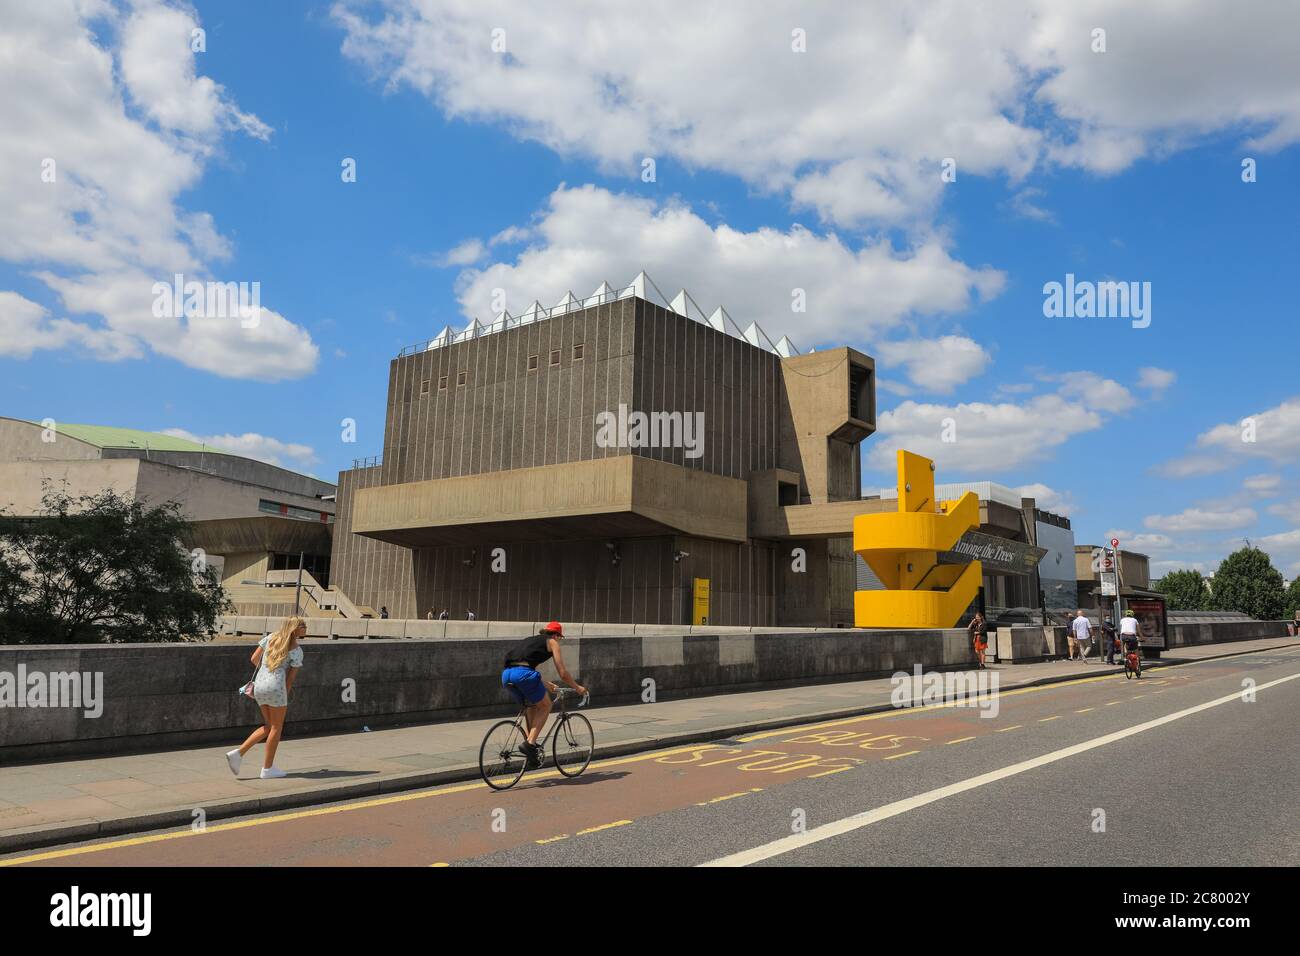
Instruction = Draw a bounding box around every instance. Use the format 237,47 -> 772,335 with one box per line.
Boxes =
1,635 -> 1295,853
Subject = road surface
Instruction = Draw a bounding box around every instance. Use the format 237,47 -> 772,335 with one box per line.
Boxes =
4,645 -> 1297,867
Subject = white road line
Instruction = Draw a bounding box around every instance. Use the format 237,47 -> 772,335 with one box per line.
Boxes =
698,670 -> 1300,867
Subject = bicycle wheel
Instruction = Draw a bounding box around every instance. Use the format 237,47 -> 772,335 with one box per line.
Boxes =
480,719 -> 528,790
552,713 -> 594,777
1124,661 -> 1134,680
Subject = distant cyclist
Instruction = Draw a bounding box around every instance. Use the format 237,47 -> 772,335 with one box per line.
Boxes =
501,622 -> 587,769
1119,608 -> 1141,658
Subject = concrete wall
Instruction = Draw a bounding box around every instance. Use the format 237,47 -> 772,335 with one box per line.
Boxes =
1167,619 -> 1288,647
1,626 -> 977,761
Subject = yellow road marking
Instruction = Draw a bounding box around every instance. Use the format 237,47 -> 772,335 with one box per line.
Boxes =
576,820 -> 633,836
430,862 -> 449,867
1105,701 -> 1120,706
1133,694 -> 1145,699
995,725 -> 1022,733
1038,716 -> 1060,722
0,742 -> 709,867
696,789 -> 764,806
536,833 -> 570,845
946,736 -> 976,745
884,750 -> 920,760
1075,708 -> 1094,713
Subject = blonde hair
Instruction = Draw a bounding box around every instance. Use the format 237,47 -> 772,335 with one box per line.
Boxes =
265,616 -> 305,672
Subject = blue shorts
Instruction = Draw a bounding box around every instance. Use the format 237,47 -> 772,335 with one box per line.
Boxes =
502,666 -> 545,705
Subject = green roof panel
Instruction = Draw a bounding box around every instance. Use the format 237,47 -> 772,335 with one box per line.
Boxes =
47,423 -> 239,456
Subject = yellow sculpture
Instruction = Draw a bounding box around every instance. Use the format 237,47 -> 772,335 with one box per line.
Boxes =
854,450 -> 982,628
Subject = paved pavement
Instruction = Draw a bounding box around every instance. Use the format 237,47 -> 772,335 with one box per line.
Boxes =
3,639 -> 1295,867
0,639 -> 1289,858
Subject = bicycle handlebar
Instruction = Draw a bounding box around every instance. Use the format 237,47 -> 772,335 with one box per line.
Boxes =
552,687 -> 590,707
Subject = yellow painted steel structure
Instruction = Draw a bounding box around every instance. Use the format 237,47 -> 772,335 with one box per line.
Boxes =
853,450 -> 982,628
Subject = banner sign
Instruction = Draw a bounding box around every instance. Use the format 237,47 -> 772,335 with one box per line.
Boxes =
938,530 -> 1047,575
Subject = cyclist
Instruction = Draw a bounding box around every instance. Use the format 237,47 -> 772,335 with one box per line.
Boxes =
501,622 -> 587,769
1119,608 -> 1141,665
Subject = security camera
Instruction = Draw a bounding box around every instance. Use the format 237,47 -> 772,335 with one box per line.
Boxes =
673,550 -> 690,562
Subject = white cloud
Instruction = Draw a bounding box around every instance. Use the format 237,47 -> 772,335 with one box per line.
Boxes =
159,428 -> 320,471
1144,507 -> 1257,534
0,291 -> 131,360
875,336 -> 991,394
438,239 -> 486,267
1137,366 -> 1176,395
1104,529 -> 1175,552
866,391 -> 1104,475
1243,473 -> 1282,496
0,0 -> 317,380
1006,187 -> 1055,223
1016,482 -> 1075,516
119,1 -> 271,141
448,185 -> 1005,348
1255,528 -> 1300,577
335,0 -> 1300,226
1159,398 -> 1300,477
1058,371 -> 1136,414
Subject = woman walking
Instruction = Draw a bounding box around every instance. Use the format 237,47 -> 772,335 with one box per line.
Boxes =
968,611 -> 988,669
226,616 -> 306,779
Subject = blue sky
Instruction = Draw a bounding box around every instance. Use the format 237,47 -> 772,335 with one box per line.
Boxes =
3,1 -> 1298,578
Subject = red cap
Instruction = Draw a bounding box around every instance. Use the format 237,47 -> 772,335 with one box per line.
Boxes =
545,621 -> 564,636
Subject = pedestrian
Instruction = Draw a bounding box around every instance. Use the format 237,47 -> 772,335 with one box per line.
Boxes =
1071,609 -> 1093,663
379,606 -> 389,619
227,615 -> 306,780
467,608 -> 477,621
1101,617 -> 1118,665
1064,612 -> 1079,660
968,611 -> 988,669
437,608 -> 449,620
425,608 -> 434,620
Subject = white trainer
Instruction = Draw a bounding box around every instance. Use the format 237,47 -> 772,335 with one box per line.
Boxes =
260,766 -> 286,779
225,749 -> 242,776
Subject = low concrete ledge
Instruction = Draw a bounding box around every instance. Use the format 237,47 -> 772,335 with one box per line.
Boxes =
3,620 -> 1287,763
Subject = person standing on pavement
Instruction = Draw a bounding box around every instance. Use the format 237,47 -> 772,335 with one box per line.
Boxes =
1071,610 -> 1093,663
1101,617 -> 1118,664
226,616 -> 306,780
968,611 -> 988,669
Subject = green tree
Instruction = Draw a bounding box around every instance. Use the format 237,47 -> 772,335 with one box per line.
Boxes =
0,485 -> 230,644
1284,577 -> 1300,620
1208,545 -> 1285,621
1154,567 -> 1211,613
1153,568 -> 1211,611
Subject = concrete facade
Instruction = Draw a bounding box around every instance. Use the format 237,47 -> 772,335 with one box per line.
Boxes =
332,293 -> 875,625
0,418 -> 337,599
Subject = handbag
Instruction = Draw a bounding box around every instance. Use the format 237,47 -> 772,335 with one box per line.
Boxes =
237,639 -> 265,699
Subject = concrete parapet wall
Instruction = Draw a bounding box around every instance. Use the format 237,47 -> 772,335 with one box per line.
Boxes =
1,626 -> 974,761
2,620 -> 1286,761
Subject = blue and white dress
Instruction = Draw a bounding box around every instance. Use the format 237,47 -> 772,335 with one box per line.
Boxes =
252,635 -> 304,708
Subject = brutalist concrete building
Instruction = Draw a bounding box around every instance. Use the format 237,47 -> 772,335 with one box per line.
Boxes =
331,275 -> 876,626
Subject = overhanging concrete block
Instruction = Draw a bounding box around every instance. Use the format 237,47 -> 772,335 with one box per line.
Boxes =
366,620 -> 406,640
404,620 -> 446,640
487,621 -> 535,638
330,619 -> 368,639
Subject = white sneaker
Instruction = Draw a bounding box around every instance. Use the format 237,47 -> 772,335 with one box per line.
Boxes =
225,749 -> 242,776
260,766 -> 286,779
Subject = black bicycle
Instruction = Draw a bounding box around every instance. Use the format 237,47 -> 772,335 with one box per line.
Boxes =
479,686 -> 594,790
